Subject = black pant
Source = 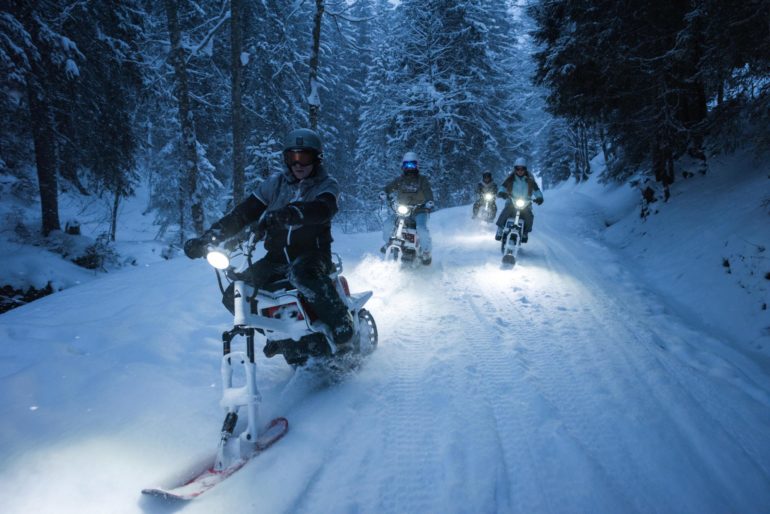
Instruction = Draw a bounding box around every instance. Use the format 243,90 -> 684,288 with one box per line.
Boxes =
222,251 -> 349,330
496,203 -> 534,234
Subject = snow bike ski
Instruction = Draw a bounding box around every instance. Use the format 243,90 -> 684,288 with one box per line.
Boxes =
500,197 -> 529,268
382,201 -> 432,266
142,231 -> 377,500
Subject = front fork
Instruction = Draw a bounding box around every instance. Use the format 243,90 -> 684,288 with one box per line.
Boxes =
385,218 -> 406,260
505,211 -> 522,253
214,326 -> 262,471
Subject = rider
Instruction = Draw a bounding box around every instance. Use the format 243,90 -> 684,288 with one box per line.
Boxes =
472,171 -> 498,219
380,151 -> 435,261
183,128 -> 355,347
495,158 -> 544,242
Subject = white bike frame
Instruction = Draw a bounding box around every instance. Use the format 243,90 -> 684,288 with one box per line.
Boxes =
501,198 -> 529,265
214,252 -> 372,471
384,206 -> 419,263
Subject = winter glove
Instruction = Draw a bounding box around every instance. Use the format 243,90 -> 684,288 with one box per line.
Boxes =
379,191 -> 387,201
183,238 -> 207,259
534,197 -> 544,205
183,229 -> 220,259
263,205 -> 302,229
497,191 -> 509,199
424,200 -> 435,211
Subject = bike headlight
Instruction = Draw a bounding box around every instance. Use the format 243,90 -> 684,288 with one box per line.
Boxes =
206,250 -> 230,270
515,198 -> 526,209
397,204 -> 410,215
484,193 -> 494,201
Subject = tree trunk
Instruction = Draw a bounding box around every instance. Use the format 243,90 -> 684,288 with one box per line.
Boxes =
308,0 -> 324,130
110,188 -> 120,241
19,5 -> 61,236
27,74 -> 61,236
164,0 -> 204,234
580,122 -> 591,181
652,140 -> 675,187
599,124 -> 614,169
569,122 -> 589,183
231,0 -> 245,204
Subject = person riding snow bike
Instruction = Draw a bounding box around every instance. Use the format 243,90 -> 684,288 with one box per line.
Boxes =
495,158 -> 543,242
472,171 -> 498,220
183,128 -> 355,347
380,151 -> 435,261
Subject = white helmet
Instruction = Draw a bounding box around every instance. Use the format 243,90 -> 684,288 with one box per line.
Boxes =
514,157 -> 527,168
401,151 -> 419,172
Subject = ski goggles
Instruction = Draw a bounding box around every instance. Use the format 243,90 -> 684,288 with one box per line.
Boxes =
283,149 -> 318,167
514,166 -> 526,172
401,161 -> 418,170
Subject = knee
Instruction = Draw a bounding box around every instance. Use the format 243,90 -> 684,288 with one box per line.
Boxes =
288,257 -> 326,286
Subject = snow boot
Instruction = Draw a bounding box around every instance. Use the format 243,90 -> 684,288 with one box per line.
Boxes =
495,226 -> 504,241
332,311 -> 356,350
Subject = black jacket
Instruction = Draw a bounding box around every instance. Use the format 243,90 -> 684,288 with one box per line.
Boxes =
211,165 -> 340,263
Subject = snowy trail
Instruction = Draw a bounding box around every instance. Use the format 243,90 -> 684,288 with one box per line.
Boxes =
191,203 -> 770,514
1,200 -> 770,514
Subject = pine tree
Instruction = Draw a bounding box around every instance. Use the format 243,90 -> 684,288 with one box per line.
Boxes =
529,0 -> 769,186
0,0 -> 83,235
57,1 -> 144,241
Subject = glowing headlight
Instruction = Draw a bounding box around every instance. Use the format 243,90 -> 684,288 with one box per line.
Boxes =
484,193 -> 494,201
397,205 -> 410,215
206,250 -> 230,270
515,198 -> 526,209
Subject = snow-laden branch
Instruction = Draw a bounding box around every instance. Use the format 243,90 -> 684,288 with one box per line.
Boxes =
186,0 -> 230,64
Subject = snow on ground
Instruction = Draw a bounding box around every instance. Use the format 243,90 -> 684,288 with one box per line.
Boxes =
0,155 -> 769,513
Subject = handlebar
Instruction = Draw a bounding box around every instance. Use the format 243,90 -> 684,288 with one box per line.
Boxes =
388,199 -> 434,215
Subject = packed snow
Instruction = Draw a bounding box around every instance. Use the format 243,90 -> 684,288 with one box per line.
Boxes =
0,154 -> 768,513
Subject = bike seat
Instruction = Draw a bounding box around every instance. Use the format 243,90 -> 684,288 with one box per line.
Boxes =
258,272 -> 340,294
260,278 -> 294,293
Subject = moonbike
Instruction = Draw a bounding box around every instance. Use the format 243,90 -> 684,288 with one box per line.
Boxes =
501,197 -> 529,267
142,233 -> 378,500
475,192 -> 496,223
383,202 -> 432,266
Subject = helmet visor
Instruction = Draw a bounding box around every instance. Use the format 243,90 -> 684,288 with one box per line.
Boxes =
402,161 -> 418,171
284,149 -> 318,167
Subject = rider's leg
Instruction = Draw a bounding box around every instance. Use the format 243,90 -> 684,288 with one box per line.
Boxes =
521,207 -> 534,242
414,212 -> 432,255
288,252 -> 354,346
221,257 -> 285,314
495,202 -> 512,240
382,213 -> 396,243
381,213 -> 395,253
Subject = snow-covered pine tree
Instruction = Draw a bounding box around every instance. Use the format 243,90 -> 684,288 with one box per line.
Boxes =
241,0 -> 308,192
135,0 -> 225,242
527,0 -> 769,186
371,0 -> 529,206
0,0 -> 83,235
56,1 -> 145,241
354,1 -> 402,228
315,1 -> 375,231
